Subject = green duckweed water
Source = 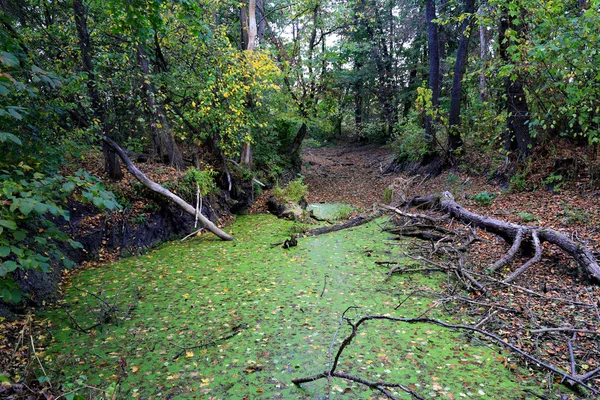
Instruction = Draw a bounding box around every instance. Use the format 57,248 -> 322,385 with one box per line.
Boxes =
307,203 -> 355,220
42,214 -> 549,399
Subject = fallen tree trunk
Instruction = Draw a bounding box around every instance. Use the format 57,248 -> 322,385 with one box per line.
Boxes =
403,191 -> 600,283
104,137 -> 234,241
305,210 -> 384,236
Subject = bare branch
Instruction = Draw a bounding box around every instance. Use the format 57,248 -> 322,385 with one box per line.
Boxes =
292,314 -> 599,395
530,327 -> 600,335
490,228 -> 524,272
504,230 -> 542,283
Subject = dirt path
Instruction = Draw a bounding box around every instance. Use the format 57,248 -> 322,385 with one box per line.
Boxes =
301,143 -> 397,209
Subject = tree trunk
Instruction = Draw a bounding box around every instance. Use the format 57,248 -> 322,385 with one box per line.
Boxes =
498,9 -> 533,159
289,122 -> 307,158
72,0 -> 122,181
137,43 -> 185,169
247,0 -> 257,51
478,5 -> 489,102
425,0 -> 440,149
506,77 -> 533,157
256,0 -> 265,40
240,0 -> 257,168
104,137 -> 234,241
239,4 -> 248,51
354,65 -> 363,135
447,0 -> 475,154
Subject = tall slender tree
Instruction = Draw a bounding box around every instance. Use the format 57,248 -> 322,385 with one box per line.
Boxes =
240,0 -> 257,168
137,42 -> 185,169
498,7 -> 533,158
425,0 -> 441,150
447,0 -> 476,154
72,0 -> 122,180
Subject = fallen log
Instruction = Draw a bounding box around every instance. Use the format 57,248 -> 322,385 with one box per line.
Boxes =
103,137 -> 234,241
305,210 -> 384,236
403,191 -> 600,283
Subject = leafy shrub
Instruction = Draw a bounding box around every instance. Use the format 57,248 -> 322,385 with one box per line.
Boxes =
0,47 -> 120,304
303,138 -> 328,149
544,173 -> 563,191
518,212 -> 538,223
471,191 -> 497,206
168,167 -> 217,204
390,113 -> 429,162
274,177 -> 308,203
0,168 -> 119,303
509,172 -> 528,192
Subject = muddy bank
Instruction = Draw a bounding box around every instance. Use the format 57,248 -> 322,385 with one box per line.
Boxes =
0,186 -> 244,320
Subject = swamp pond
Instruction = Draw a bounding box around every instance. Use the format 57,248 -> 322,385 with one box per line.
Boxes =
41,214 -> 558,399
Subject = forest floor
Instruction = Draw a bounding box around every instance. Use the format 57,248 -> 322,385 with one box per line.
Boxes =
301,143 -> 398,209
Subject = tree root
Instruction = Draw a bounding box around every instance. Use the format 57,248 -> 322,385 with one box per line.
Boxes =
387,191 -> 600,284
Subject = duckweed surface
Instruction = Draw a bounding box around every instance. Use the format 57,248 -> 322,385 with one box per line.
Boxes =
307,203 -> 355,220
43,215 -> 546,399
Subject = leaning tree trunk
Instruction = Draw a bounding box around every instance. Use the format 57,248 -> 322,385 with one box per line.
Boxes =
137,43 -> 185,169
104,137 -> 234,241
288,122 -> 308,170
73,0 -> 122,181
447,0 -> 475,154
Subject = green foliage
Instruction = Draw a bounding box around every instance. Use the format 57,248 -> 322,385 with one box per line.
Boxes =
543,173 -> 564,191
303,138 -> 329,149
0,41 -> 119,304
0,165 -> 119,303
509,172 -> 529,192
164,166 -> 218,205
131,215 -> 148,226
518,212 -> 538,223
524,2 -> 600,144
273,177 -> 308,203
390,113 -> 429,162
471,191 -> 497,206
183,167 -> 217,197
445,173 -> 460,187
